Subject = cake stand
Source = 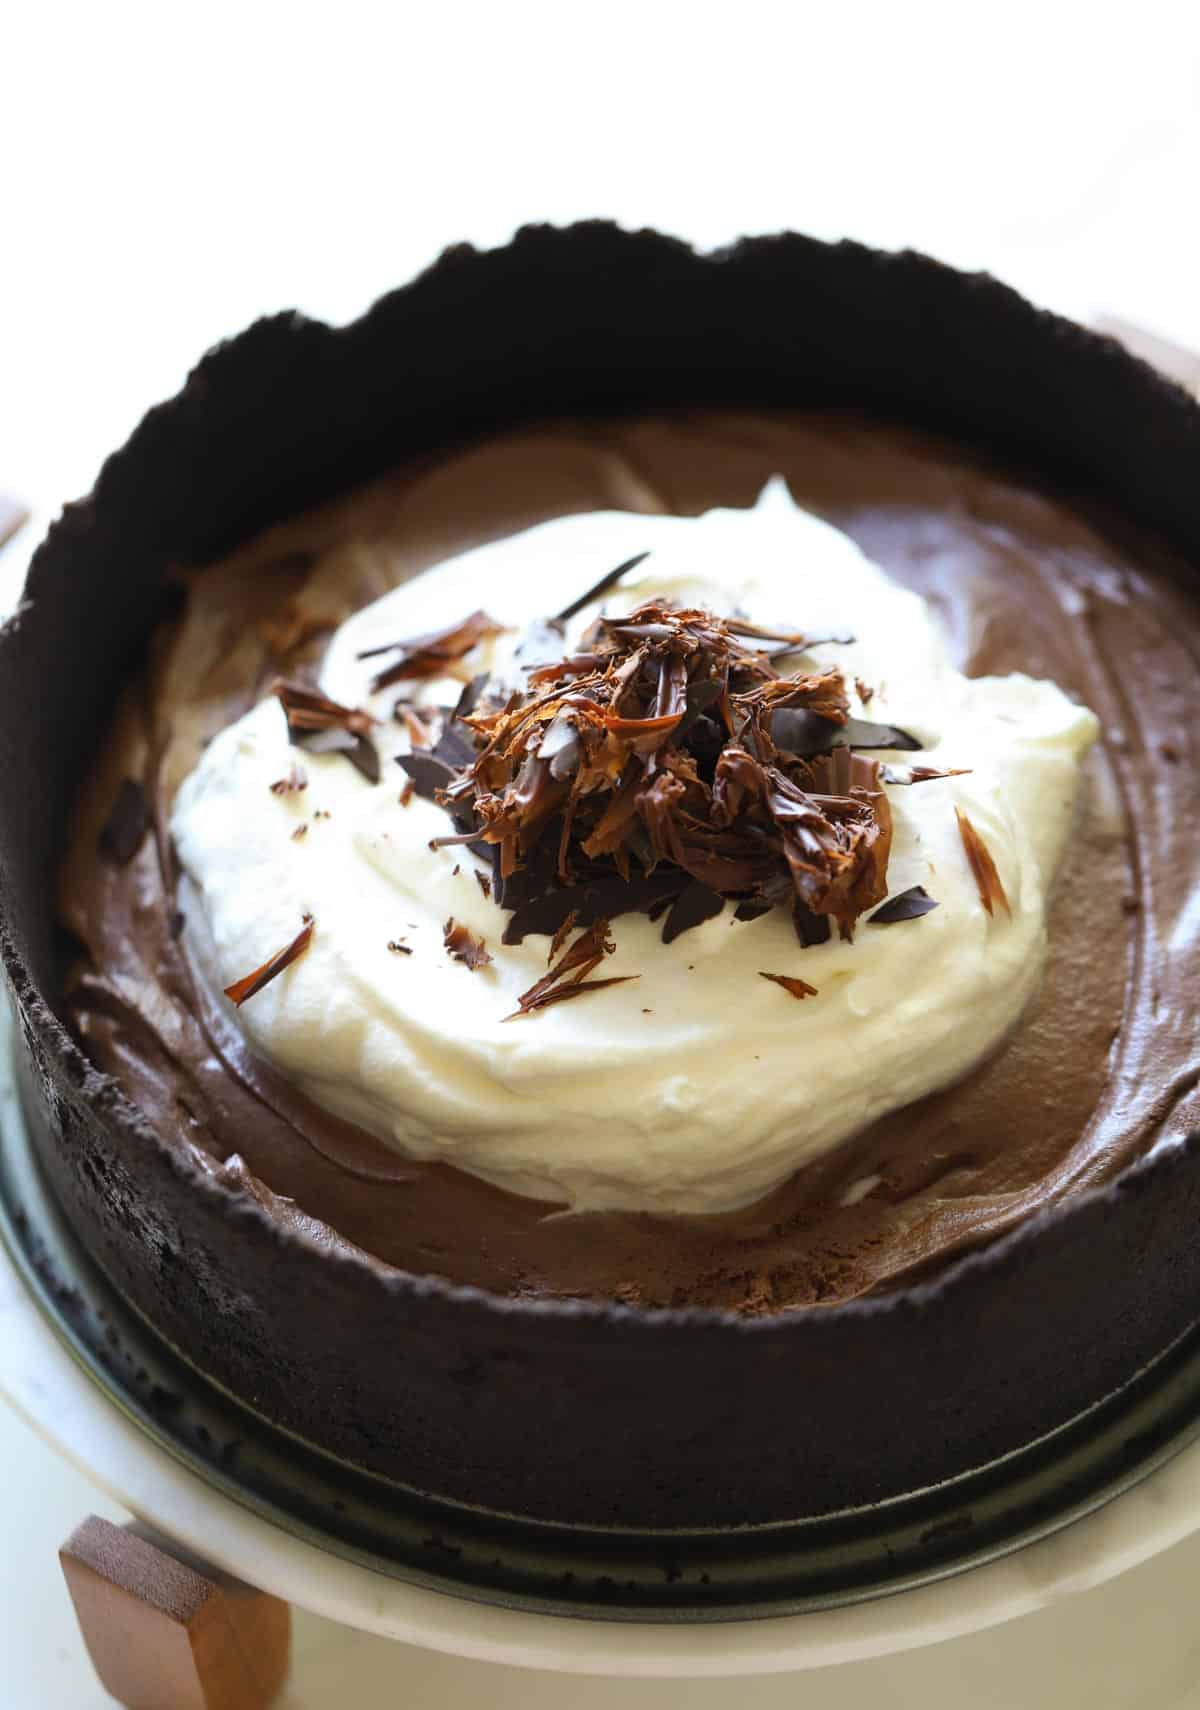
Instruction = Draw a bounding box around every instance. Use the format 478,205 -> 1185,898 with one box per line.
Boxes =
6,1011 -> 1200,1687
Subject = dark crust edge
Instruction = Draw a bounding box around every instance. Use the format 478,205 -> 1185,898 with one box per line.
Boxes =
3,221 -> 1200,1526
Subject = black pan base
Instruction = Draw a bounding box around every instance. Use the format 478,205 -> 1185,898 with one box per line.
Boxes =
4,1026 -> 1200,1624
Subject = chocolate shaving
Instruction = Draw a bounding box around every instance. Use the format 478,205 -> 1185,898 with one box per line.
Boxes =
555,551 -> 651,624
758,972 -> 818,1000
294,725 -> 380,784
475,869 -> 492,899
346,735 -> 380,784
548,908 -> 580,962
880,764 -> 971,786
400,779 -> 416,807
429,831 -> 480,851
397,748 -> 457,802
273,678 -> 379,782
503,975 -> 638,1020
791,898 -> 832,947
273,679 -> 373,736
771,709 -> 921,757
270,764 -> 308,795
358,610 -> 504,692
223,915 -> 314,1007
454,673 -> 492,718
396,704 -> 438,746
443,917 -> 492,970
724,618 -> 854,650
99,778 -> 149,863
503,918 -> 637,1019
661,880 -> 724,944
955,808 -> 1011,917
387,940 -> 413,955
431,718 -> 477,772
869,884 -> 939,924
515,918 -> 614,1005
840,716 -> 922,750
734,899 -> 772,923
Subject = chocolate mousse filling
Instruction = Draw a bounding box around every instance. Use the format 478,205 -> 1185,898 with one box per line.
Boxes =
58,412 -> 1200,1311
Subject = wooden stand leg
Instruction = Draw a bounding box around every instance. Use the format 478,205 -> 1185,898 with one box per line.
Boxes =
59,1515 -> 291,1710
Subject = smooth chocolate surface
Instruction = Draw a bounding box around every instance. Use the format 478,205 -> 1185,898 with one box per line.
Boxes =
59,413 -> 1200,1310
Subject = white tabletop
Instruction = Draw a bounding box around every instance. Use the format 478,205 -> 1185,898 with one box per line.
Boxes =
3,8 -> 1200,1704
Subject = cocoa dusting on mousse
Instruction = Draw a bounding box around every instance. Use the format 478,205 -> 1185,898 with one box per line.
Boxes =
223,915 -> 315,1007
401,598 -> 931,956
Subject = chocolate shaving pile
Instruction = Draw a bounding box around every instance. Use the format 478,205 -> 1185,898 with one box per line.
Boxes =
273,679 -> 379,784
443,917 -> 492,970
956,808 -> 1011,917
223,915 -> 314,1007
426,599 -> 902,946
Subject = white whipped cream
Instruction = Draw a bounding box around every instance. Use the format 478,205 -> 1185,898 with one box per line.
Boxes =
171,483 -> 1100,1214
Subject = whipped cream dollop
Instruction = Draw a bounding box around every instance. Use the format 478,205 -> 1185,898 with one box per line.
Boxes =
171,483 -> 1100,1214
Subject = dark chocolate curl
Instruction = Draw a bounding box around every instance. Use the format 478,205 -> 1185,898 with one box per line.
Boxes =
869,884 -> 940,924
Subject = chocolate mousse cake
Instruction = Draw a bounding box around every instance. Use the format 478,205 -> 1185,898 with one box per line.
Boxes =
4,225 -> 1200,1532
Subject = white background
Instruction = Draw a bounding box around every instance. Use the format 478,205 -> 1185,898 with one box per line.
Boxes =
2,5 -> 1200,1704
3,3 -> 1200,533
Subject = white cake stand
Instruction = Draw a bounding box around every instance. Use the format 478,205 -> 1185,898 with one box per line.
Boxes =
6,1011 -> 1200,1687
8,1234 -> 1200,1684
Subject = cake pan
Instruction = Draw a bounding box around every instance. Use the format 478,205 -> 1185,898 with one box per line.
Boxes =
6,1010 -> 1200,1622
3,223 -> 1200,1548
